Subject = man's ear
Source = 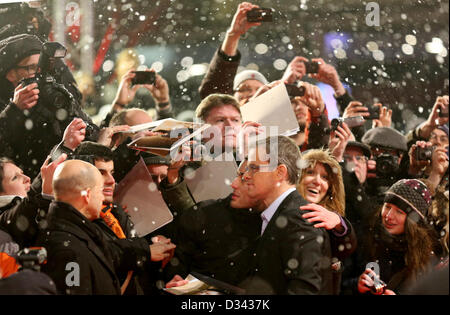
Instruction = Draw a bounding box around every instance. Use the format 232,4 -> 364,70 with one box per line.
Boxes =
277,164 -> 289,182
111,133 -> 123,149
81,188 -> 91,204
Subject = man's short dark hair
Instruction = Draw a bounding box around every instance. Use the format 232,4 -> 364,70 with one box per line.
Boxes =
195,94 -> 241,122
258,136 -> 301,185
74,142 -> 114,163
109,109 -> 129,127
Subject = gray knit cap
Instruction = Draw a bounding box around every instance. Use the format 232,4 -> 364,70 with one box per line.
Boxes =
362,127 -> 408,152
233,70 -> 268,91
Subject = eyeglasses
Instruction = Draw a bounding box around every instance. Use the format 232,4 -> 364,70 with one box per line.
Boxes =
343,154 -> 368,162
238,161 -> 275,181
430,133 -> 449,144
371,147 -> 400,158
15,64 -> 39,75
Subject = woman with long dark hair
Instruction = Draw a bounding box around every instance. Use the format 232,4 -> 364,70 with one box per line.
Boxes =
357,179 -> 435,295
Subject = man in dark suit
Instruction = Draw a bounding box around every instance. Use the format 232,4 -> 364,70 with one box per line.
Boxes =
238,136 -> 333,294
35,160 -> 152,295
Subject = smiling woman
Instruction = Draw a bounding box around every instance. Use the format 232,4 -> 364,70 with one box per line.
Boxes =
295,149 -> 356,295
297,149 -> 345,217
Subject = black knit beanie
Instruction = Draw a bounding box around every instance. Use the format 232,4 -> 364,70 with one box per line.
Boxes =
0,34 -> 42,77
384,179 -> 432,223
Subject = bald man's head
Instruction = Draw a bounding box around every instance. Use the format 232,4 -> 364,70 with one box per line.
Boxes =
110,108 -> 152,127
53,160 -> 105,220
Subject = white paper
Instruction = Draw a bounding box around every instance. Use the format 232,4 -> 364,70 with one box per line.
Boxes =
114,157 -> 173,237
162,274 -> 209,295
184,153 -> 237,203
116,119 -> 170,134
127,123 -> 211,157
117,118 -> 205,134
240,83 -> 300,136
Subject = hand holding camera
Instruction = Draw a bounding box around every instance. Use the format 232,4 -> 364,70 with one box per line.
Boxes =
112,69 -> 142,109
143,71 -> 171,106
17,42 -> 72,114
328,122 -> 353,162
372,103 -> 392,128
419,95 -> 449,140
343,101 -> 370,119
228,2 -> 262,38
281,56 -> 321,84
296,81 -> 325,117
308,58 -> 346,96
408,141 -> 435,175
12,82 -> 40,110
431,146 -> 449,177
431,95 -> 449,124
221,2 -> 262,56
41,153 -> 67,196
358,268 -> 387,295
281,56 -> 309,84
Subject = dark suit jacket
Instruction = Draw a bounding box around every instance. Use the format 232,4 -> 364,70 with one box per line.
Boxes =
164,195 -> 262,285
35,201 -> 122,295
239,190 -> 334,295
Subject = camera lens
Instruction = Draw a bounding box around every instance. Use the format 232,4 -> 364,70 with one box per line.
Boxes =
375,154 -> 398,177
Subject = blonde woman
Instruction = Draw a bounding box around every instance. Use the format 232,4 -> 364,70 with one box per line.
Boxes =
297,149 -> 346,234
297,149 -> 355,295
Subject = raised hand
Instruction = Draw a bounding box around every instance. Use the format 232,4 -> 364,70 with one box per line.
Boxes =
329,122 -> 352,162
372,103 -> 392,128
41,153 -> 68,196
309,58 -> 346,96
63,118 -> 87,151
143,70 -> 170,105
281,56 -> 309,84
112,69 -> 141,108
12,82 -> 39,110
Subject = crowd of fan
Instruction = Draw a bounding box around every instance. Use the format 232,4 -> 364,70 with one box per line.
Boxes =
0,2 -> 448,295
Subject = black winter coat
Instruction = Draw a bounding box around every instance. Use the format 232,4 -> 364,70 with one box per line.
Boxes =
0,77 -> 99,179
0,191 -> 50,248
35,201 -> 149,295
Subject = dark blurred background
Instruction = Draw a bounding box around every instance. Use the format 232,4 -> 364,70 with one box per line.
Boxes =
14,0 -> 450,131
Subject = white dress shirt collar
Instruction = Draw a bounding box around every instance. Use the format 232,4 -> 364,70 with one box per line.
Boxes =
260,187 -> 296,235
